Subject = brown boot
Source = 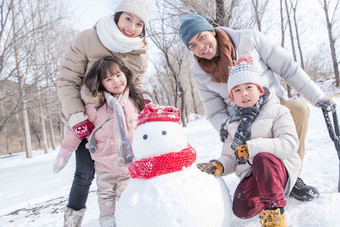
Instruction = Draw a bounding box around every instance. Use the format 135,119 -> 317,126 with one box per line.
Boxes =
63,206 -> 86,227
259,208 -> 286,227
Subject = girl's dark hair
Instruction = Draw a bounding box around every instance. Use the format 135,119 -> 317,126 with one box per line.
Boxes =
84,56 -> 145,111
114,12 -> 146,37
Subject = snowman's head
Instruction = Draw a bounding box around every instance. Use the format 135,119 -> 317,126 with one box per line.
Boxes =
132,104 -> 188,160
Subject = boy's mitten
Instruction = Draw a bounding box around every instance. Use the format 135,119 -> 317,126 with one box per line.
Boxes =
69,112 -> 94,139
220,118 -> 229,142
53,145 -> 76,173
234,144 -> 249,164
316,97 -> 336,112
197,161 -> 224,177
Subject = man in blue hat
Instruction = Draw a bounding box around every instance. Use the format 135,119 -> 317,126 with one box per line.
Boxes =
179,13 -> 335,202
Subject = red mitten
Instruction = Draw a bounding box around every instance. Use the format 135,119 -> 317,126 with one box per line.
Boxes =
72,119 -> 94,139
69,112 -> 94,139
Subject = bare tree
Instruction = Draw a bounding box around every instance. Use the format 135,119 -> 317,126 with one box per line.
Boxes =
11,0 -> 32,158
289,0 -> 305,69
280,0 -> 286,47
250,0 -> 270,31
284,0 -> 297,97
319,0 -> 340,87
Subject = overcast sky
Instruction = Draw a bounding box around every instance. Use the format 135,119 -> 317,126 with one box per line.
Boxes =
67,0 -> 117,30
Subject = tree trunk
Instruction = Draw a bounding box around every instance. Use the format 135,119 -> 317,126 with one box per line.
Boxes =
12,1 -> 32,158
0,92 -> 10,155
284,0 -> 296,98
252,0 -> 262,31
215,0 -> 227,26
189,76 -> 199,114
280,0 -> 286,47
49,119 -> 56,150
321,0 -> 340,87
32,1 -> 48,154
290,0 -> 304,69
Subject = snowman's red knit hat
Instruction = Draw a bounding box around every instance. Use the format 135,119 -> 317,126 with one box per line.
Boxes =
137,103 -> 181,126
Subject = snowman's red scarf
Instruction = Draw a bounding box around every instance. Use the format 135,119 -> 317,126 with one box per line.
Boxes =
129,144 -> 197,179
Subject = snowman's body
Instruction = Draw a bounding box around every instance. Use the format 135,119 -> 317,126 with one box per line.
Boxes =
116,116 -> 232,227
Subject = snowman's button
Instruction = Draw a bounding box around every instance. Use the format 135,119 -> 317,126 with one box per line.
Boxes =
143,134 -> 148,140
162,131 -> 167,135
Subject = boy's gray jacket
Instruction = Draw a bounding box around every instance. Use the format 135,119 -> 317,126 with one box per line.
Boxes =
193,27 -> 325,132
218,94 -> 301,195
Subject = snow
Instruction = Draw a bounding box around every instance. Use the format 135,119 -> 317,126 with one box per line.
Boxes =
1,81 -> 340,226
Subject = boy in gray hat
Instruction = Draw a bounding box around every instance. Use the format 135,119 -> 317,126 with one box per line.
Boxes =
179,13 -> 335,202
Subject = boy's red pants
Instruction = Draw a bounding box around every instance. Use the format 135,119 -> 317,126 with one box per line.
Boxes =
232,152 -> 288,219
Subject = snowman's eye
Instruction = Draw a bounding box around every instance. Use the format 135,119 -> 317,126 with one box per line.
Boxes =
143,134 -> 148,140
162,131 -> 167,135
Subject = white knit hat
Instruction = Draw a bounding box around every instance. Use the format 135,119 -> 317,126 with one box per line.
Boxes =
115,0 -> 153,24
228,55 -> 263,98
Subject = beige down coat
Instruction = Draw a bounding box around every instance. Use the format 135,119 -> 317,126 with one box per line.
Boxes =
217,94 -> 301,195
62,86 -> 139,174
56,26 -> 148,123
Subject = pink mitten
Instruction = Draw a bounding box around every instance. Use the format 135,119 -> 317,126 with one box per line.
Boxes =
53,145 -> 76,173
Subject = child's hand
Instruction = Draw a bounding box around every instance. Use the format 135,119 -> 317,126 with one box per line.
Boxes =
53,145 -> 75,173
197,162 -> 224,177
68,112 -> 94,139
234,144 -> 249,164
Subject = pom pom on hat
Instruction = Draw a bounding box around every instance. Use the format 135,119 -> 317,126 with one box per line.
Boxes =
138,103 -> 181,126
115,0 -> 153,24
179,13 -> 214,49
228,55 -> 264,98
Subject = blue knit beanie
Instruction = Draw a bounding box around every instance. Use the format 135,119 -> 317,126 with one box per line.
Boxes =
179,13 -> 214,49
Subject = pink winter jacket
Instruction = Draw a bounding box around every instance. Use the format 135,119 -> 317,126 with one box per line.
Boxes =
62,86 -> 139,174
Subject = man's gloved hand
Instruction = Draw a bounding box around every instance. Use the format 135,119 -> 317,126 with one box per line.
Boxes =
53,145 -> 76,173
234,144 -> 249,164
316,97 -> 336,112
220,118 -> 229,142
69,112 -> 94,139
197,162 -> 224,177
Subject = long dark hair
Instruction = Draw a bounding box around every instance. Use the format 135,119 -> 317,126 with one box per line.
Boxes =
114,12 -> 146,37
84,56 -> 145,111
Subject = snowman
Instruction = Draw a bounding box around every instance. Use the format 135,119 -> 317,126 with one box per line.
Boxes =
115,103 -> 232,227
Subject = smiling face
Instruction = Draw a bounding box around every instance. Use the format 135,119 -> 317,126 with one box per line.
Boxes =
187,31 -> 219,60
230,83 -> 264,108
117,12 -> 144,38
101,63 -> 127,96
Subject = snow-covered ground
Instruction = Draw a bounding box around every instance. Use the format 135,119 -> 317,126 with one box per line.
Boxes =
1,78 -> 340,226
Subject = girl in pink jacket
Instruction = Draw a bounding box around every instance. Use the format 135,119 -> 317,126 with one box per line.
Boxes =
55,56 -> 145,226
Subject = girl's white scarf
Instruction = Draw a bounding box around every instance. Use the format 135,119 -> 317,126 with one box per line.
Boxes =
96,15 -> 144,53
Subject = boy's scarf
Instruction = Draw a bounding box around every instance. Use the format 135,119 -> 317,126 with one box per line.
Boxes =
231,90 -> 270,150
96,15 -> 144,53
129,144 -> 197,179
194,28 -> 236,83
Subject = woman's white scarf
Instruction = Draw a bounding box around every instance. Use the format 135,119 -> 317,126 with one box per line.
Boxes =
96,15 -> 144,53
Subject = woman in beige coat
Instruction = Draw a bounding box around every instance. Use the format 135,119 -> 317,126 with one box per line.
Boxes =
54,0 -> 153,226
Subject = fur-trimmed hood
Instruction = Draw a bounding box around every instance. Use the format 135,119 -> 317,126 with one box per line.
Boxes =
80,85 -> 105,106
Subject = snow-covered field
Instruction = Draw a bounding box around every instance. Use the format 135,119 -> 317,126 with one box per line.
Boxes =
1,78 -> 340,226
